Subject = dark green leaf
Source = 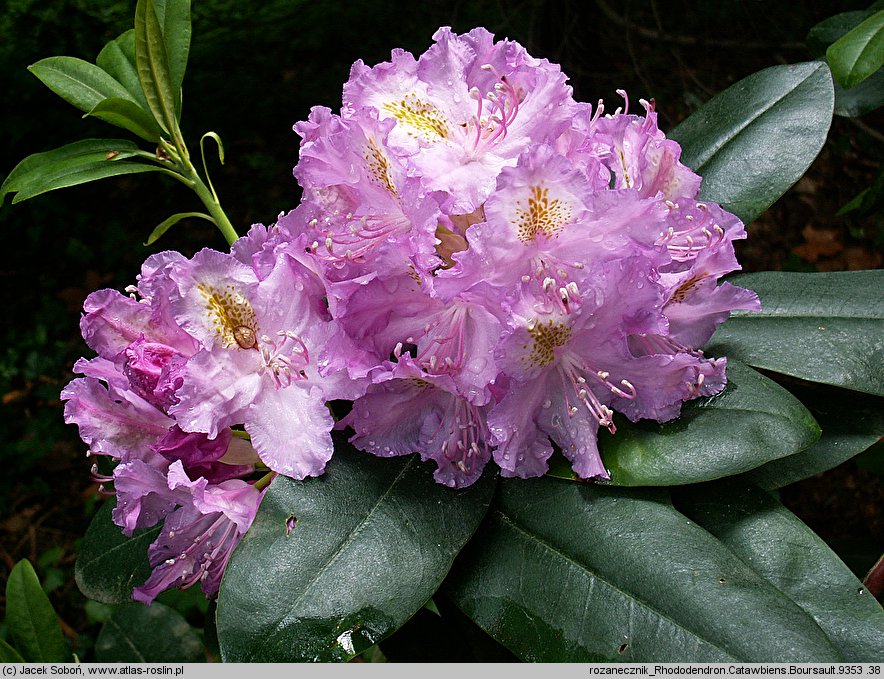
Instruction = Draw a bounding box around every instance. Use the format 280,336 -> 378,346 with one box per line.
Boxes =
86,97 -> 164,142
75,500 -> 161,605
0,638 -> 25,663
670,61 -> 834,224
97,30 -> 151,113
1,139 -> 142,205
676,483 -> 884,661
835,68 -> 884,116
154,0 -> 191,116
706,271 -> 884,396
12,161 -> 160,204
807,11 -> 873,58
827,10 -> 884,89
135,0 -> 179,136
5,559 -> 67,662
28,56 -> 135,115
95,602 -> 204,662
745,387 -> 884,490
216,441 -> 496,662
569,361 -> 820,486
806,10 -> 884,116
145,211 -> 214,245
445,478 -> 842,662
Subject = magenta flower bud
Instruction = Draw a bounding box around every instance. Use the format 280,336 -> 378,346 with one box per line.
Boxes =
122,336 -> 187,410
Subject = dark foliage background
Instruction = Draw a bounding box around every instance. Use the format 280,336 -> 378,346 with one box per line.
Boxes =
0,0 -> 881,660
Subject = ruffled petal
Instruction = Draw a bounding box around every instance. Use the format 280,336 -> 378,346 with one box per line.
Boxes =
245,384 -> 335,479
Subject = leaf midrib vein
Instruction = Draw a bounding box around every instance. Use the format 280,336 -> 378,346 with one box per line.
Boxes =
691,64 -> 824,173
278,458 -> 417,623
494,510 -> 741,661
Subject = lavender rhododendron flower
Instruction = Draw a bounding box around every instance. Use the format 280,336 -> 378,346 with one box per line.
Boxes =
62,252 -> 265,603
281,26 -> 758,484
62,25 -> 759,603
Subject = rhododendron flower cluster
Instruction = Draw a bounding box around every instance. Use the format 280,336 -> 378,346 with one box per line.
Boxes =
62,26 -> 758,602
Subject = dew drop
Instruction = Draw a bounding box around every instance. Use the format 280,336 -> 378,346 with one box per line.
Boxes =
468,357 -> 487,374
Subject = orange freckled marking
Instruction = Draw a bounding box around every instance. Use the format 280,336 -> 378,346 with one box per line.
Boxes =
364,139 -> 397,195
407,263 -> 423,285
671,272 -> 706,303
514,185 -> 572,243
617,149 -> 633,188
198,284 -> 259,349
526,319 -> 571,367
383,94 -> 449,139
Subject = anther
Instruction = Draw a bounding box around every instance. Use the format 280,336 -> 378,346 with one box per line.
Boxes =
233,325 -> 258,349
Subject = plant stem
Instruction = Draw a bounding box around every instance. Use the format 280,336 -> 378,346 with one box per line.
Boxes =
254,471 -> 276,491
162,135 -> 239,246
188,165 -> 239,245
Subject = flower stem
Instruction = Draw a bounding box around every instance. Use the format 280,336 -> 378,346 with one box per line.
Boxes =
254,471 -> 276,491
188,166 -> 239,245
161,135 -> 239,246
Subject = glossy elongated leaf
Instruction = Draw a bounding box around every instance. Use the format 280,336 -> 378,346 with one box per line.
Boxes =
833,64 -> 884,117
1,139 -> 148,205
807,10 -> 884,116
75,500 -> 161,604
676,483 -> 884,661
445,478 -> 842,662
95,602 -> 204,662
807,11 -> 873,58
135,0 -> 179,136
670,61 -> 833,224
0,639 -> 25,663
86,97 -> 164,142
28,56 -> 135,114
827,10 -> 884,89
578,361 -> 818,486
216,442 -> 496,662
145,211 -> 214,245
97,30 -> 151,112
11,160 -> 160,204
5,559 -> 67,662
152,0 -> 191,115
745,387 -> 884,490
706,271 -> 884,396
